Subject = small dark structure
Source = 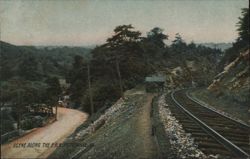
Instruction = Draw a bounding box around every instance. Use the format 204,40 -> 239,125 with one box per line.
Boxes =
145,76 -> 165,93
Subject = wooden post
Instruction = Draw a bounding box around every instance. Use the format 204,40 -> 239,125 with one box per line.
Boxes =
87,63 -> 94,115
115,58 -> 124,99
55,97 -> 58,121
17,90 -> 21,134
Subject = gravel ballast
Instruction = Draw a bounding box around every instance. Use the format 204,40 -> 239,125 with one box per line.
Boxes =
158,94 -> 219,159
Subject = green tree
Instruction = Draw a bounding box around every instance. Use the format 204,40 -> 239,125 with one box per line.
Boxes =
218,8 -> 249,70
46,77 -> 62,118
45,77 -> 62,105
171,33 -> 187,53
67,55 -> 87,107
0,60 -> 13,80
86,25 -> 151,113
106,24 -> 141,48
19,56 -> 41,81
44,77 -> 62,118
146,27 -> 168,48
93,24 -> 146,83
172,33 -> 185,46
237,8 -> 249,45
67,55 -> 86,84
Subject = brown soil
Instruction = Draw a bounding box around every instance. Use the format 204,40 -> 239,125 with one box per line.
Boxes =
1,107 -> 88,159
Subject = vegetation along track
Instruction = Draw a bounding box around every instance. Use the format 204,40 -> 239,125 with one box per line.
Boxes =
166,89 -> 250,158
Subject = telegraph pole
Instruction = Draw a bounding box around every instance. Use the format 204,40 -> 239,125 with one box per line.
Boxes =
87,63 -> 94,115
115,58 -> 124,99
17,89 -> 22,135
55,96 -> 59,121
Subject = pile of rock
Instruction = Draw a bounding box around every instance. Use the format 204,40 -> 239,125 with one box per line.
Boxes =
75,98 -> 125,139
158,95 -> 218,159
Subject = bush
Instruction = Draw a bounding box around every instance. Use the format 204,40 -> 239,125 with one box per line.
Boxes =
0,119 -> 15,135
82,81 -> 121,113
0,109 -> 15,135
21,115 -> 44,130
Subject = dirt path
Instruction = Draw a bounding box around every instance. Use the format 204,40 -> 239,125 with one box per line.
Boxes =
134,93 -> 158,158
1,107 -> 88,159
48,87 -> 159,159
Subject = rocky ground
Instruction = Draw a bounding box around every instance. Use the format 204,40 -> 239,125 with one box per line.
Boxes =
158,94 -> 219,159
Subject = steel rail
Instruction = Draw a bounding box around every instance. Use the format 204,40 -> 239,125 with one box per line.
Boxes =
185,90 -> 250,128
170,90 -> 249,158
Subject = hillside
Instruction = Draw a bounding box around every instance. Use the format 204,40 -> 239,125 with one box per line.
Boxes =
0,41 -> 91,81
0,41 -> 91,136
208,49 -> 249,104
189,49 -> 249,124
199,43 -> 232,51
0,29 -> 222,114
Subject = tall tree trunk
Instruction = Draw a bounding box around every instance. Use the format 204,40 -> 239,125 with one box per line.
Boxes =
55,102 -> 58,121
17,90 -> 22,134
87,63 -> 94,115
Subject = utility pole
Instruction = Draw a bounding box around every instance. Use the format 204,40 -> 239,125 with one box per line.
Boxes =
17,89 -> 22,135
115,58 -> 124,99
55,96 -> 59,121
55,104 -> 58,120
87,63 -> 94,115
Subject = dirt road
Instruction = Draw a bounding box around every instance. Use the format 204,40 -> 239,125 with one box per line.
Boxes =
1,107 -> 88,159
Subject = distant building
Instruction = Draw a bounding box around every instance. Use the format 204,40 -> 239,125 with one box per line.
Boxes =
58,95 -> 70,107
59,79 -> 70,90
145,75 -> 166,93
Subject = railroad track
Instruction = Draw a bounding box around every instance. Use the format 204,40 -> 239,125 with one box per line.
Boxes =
166,89 -> 250,158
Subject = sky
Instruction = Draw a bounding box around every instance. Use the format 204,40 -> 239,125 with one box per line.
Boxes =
0,0 -> 248,46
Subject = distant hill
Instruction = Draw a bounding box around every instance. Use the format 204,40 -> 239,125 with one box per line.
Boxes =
0,41 -> 92,81
34,45 -> 96,50
198,43 -> 232,51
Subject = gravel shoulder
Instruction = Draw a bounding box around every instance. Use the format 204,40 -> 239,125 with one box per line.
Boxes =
1,107 -> 88,159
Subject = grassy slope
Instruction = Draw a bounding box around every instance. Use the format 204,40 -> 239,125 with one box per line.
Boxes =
49,86 -> 172,159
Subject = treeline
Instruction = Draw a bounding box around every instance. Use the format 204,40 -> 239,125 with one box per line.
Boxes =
69,6 -> 248,115
207,8 -> 249,104
0,26 -> 222,126
0,7 -> 248,135
218,8 -> 249,70
0,42 -> 91,81
0,42 -> 91,134
0,42 -> 91,108
67,25 -> 222,114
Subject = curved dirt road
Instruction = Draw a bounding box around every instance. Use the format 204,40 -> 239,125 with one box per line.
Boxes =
1,107 -> 88,159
